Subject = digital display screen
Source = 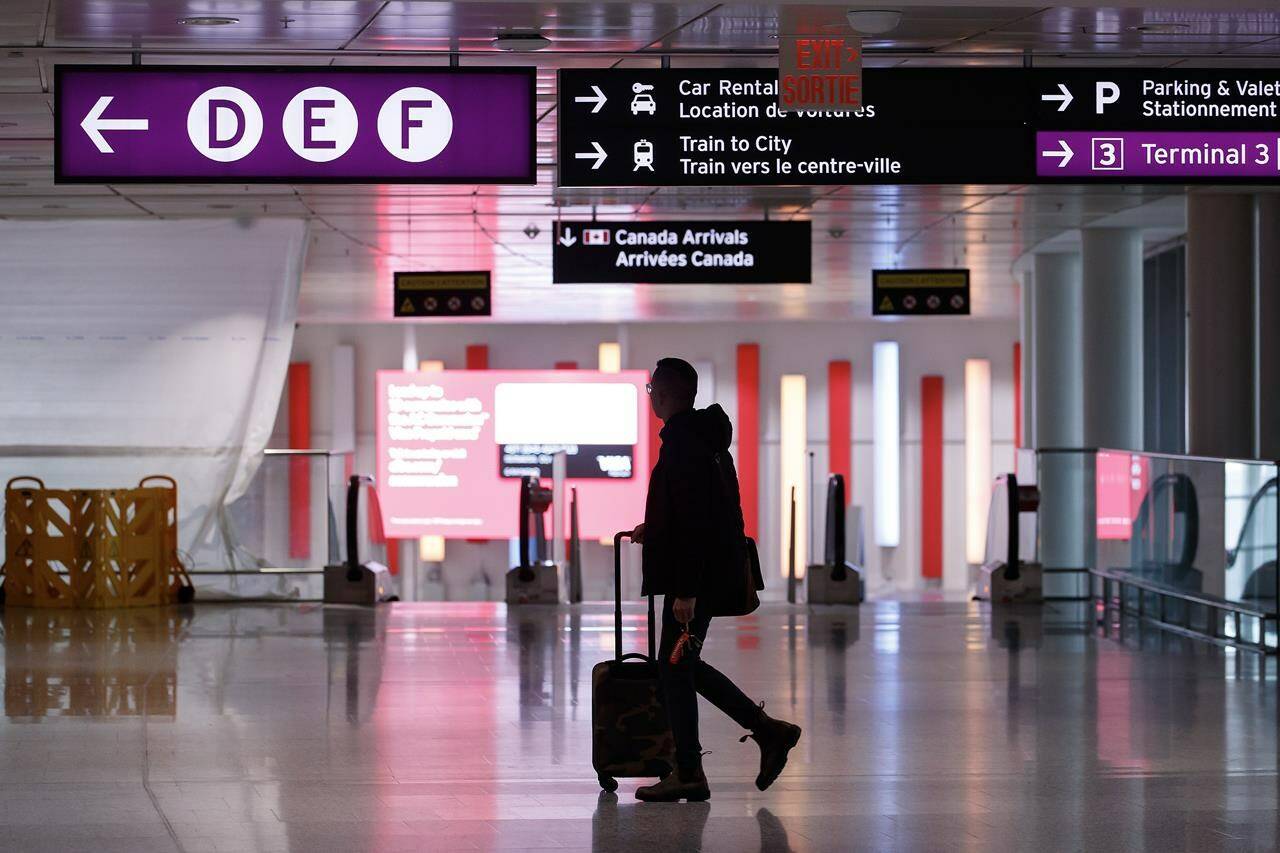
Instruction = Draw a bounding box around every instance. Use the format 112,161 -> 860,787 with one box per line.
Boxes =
376,370 -> 650,538
1096,450 -> 1150,540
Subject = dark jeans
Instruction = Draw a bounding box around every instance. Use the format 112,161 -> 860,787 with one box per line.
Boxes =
657,594 -> 761,772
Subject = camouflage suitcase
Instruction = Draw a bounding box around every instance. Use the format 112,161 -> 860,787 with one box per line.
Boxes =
591,531 -> 675,792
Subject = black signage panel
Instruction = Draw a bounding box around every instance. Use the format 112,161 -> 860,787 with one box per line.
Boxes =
552,220 -> 810,283
873,269 -> 969,316
394,271 -> 491,317
558,69 -> 1032,187
499,444 -> 634,480
559,68 -> 1280,186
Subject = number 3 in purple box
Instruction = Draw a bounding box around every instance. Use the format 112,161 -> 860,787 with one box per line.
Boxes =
1091,137 -> 1124,171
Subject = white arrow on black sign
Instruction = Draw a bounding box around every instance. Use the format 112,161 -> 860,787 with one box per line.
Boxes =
1040,83 -> 1073,112
81,96 -> 149,154
574,141 -> 608,170
1040,139 -> 1074,168
574,85 -> 607,114
558,227 -> 577,247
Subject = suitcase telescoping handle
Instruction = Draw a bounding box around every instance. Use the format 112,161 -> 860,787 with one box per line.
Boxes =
613,531 -> 656,663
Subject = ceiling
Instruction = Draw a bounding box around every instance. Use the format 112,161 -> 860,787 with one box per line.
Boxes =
1,2 -> 1271,323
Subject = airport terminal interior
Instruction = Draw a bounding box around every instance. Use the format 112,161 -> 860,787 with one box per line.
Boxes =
2,2 -> 1280,851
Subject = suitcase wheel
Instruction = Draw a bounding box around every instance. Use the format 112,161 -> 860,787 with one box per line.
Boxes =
598,774 -> 618,793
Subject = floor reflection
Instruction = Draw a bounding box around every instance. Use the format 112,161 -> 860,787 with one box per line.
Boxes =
322,605 -> 387,724
592,793 -> 709,852
807,607 -> 860,737
3,605 -> 191,717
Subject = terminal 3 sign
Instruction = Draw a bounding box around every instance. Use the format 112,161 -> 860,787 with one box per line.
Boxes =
55,66 -> 536,183
558,68 -> 1280,186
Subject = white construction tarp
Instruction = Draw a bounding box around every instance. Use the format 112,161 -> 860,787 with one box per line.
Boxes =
0,218 -> 307,574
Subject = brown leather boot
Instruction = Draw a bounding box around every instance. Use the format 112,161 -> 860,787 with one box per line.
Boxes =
740,706 -> 802,791
635,761 -> 711,802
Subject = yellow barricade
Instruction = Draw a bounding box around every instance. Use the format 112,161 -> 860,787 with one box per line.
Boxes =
3,476 -> 194,609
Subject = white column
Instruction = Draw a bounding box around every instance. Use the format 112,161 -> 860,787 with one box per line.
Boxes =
1032,251 -> 1088,578
1081,228 -> 1143,451
1187,195 -> 1253,459
1019,270 -> 1036,449
1032,252 -> 1082,448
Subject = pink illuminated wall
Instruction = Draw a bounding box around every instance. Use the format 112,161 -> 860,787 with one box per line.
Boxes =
376,369 -> 650,539
1095,450 -> 1150,540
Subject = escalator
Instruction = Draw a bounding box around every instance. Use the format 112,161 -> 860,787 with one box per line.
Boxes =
1228,477 -> 1277,606
1129,473 -> 1200,592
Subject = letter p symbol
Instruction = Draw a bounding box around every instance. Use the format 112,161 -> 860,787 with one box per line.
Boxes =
1095,81 -> 1120,114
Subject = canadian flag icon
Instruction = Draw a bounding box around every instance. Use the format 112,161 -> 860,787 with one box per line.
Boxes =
583,228 -> 611,245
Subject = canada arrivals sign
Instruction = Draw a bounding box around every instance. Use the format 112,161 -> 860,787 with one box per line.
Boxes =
552,220 -> 811,284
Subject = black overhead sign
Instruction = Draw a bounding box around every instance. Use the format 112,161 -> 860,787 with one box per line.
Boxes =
872,269 -> 970,316
558,68 -> 1280,186
394,271 -> 491,318
552,220 -> 811,284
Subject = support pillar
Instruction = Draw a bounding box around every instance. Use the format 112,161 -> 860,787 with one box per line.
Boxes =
1186,195 -> 1253,459
1254,195 -> 1280,459
1033,253 -> 1082,448
1032,252 -> 1088,582
1019,270 -> 1035,450
1081,228 -> 1143,451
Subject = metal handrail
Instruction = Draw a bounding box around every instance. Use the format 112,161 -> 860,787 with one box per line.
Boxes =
1037,446 -> 1279,467
1091,567 -> 1276,653
262,449 -> 352,457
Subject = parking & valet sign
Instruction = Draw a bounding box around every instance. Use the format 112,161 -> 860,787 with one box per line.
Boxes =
55,66 -> 535,183
552,220 -> 811,284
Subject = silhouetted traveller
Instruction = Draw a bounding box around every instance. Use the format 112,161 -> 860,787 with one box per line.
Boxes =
631,357 -> 802,802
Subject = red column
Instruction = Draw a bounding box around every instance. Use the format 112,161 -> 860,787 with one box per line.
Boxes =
736,344 -> 760,538
921,376 -> 944,581
1013,342 -> 1023,449
828,360 -> 852,501
287,362 -> 311,560
466,344 -> 489,543
466,344 -> 489,370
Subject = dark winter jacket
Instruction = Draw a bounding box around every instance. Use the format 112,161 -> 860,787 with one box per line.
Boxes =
641,404 -> 748,609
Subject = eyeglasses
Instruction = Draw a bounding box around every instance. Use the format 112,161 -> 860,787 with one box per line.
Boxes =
645,382 -> 653,395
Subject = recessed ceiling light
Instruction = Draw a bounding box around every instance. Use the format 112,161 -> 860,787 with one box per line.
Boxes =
1127,22 -> 1191,34
178,16 -> 240,26
846,10 -> 903,36
493,29 -> 551,51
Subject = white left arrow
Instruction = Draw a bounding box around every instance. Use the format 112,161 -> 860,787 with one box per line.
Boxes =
81,96 -> 148,154
574,85 -> 608,114
558,227 -> 577,247
1040,139 -> 1074,168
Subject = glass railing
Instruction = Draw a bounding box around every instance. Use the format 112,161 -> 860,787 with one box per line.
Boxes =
1035,447 -> 1278,647
202,449 -> 354,600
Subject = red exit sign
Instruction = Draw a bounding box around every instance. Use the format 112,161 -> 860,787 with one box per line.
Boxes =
778,34 -> 863,112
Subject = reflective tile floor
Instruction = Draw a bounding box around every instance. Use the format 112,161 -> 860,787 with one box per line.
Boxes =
0,600 -> 1276,852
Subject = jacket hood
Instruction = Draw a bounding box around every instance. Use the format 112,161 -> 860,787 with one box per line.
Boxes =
667,403 -> 733,452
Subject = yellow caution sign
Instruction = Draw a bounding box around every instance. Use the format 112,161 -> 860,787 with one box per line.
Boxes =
879,295 -> 894,312
400,297 -> 415,314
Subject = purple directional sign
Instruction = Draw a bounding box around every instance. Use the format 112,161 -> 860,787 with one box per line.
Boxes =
55,66 -> 536,184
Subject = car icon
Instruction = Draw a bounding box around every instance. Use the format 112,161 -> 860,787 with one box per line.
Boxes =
631,92 -> 656,115
633,139 -> 654,171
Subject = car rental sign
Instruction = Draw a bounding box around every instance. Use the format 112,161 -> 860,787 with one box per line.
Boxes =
55,66 -> 536,183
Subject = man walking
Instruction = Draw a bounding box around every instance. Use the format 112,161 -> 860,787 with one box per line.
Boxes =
631,357 -> 802,803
